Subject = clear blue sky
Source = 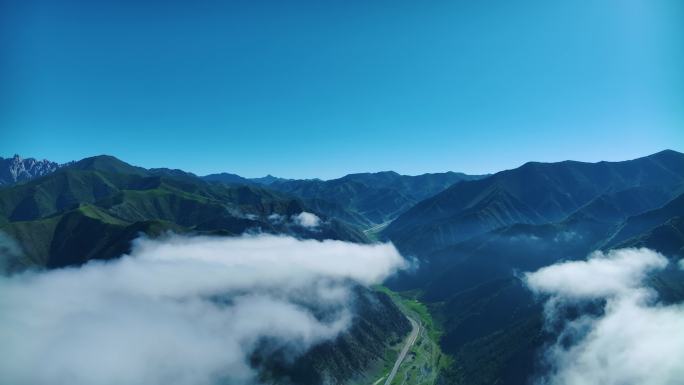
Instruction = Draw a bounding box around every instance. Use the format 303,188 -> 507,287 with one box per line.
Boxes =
1,0 -> 682,178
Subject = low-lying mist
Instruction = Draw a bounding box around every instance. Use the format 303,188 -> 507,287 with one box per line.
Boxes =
0,234 -> 406,385
525,248 -> 684,385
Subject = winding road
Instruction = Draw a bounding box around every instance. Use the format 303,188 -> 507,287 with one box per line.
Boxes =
362,220 -> 393,236
381,317 -> 420,385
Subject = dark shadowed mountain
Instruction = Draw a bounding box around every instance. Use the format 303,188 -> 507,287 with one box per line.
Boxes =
422,190 -> 684,385
379,150 -> 684,385
601,191 -> 684,250
384,149 -> 684,255
0,154 -> 63,186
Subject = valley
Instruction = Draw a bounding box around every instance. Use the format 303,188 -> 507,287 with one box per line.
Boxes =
375,287 -> 449,385
382,316 -> 418,385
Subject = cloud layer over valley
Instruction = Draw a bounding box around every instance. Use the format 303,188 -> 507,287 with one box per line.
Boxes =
0,234 -> 406,385
525,248 -> 684,385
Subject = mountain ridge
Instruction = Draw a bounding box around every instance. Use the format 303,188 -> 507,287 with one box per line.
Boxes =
0,155 -> 367,270
0,154 -> 64,186
384,149 -> 684,254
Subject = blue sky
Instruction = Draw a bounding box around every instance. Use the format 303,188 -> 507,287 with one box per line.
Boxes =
1,0 -> 682,178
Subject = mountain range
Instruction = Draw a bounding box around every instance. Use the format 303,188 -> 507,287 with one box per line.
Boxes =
265,171 -> 486,228
385,149 -> 684,255
381,150 -> 684,385
0,155 -> 367,270
1,150 -> 683,385
0,154 -> 64,186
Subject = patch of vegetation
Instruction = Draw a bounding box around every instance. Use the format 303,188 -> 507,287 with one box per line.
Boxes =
374,286 -> 451,385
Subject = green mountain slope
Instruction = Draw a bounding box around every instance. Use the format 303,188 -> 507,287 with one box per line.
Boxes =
0,155 -> 415,385
0,155 -> 366,270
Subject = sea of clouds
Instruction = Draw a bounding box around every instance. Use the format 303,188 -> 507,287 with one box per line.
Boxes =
525,248 -> 684,385
0,234 -> 406,385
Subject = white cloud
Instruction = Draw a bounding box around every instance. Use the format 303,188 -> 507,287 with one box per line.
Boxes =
552,231 -> 581,243
0,234 -> 405,385
267,213 -> 284,224
525,248 -> 667,300
292,212 -> 321,229
525,248 -> 684,385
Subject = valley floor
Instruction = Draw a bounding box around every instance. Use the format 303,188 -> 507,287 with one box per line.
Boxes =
363,220 -> 394,242
369,287 -> 449,385
382,317 -> 419,385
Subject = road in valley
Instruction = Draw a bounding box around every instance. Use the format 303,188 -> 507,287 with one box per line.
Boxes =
362,220 -> 393,236
382,317 -> 420,385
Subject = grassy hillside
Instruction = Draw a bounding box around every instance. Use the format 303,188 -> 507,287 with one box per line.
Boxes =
0,155 -> 412,385
0,155 -> 367,270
